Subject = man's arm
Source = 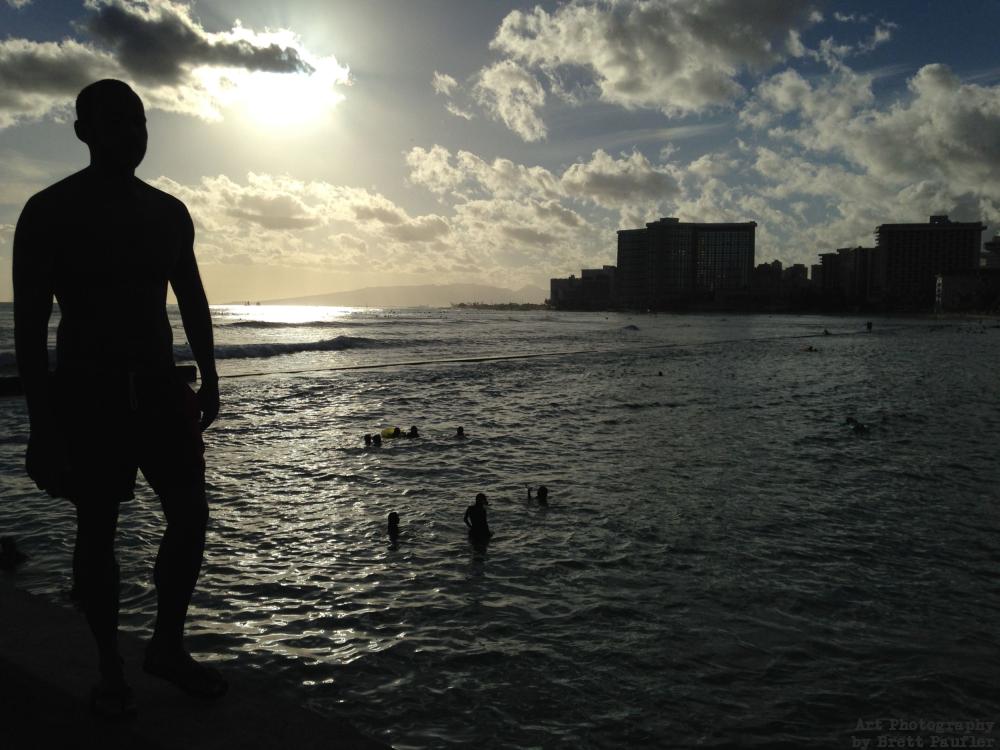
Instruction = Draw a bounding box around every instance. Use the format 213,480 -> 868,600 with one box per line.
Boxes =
13,197 -> 54,423
169,205 -> 219,430
13,196 -> 64,495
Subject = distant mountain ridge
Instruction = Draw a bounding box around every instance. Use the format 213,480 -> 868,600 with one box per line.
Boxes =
255,283 -> 547,307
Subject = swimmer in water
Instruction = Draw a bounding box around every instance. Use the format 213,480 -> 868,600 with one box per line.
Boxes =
527,485 -> 549,506
393,427 -> 402,438
372,434 -> 383,447
364,433 -> 372,447
846,416 -> 868,434
464,493 -> 491,541
407,426 -> 419,438
387,512 -> 400,546
455,426 -> 465,438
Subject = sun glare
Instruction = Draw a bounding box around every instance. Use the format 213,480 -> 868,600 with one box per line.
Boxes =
239,72 -> 344,128
198,53 -> 350,130
238,69 -> 346,129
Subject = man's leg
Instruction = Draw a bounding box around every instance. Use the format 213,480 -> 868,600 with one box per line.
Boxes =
144,486 -> 226,697
149,487 -> 208,653
72,498 -> 124,685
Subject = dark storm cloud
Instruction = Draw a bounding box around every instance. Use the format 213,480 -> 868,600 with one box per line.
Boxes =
81,0 -> 314,84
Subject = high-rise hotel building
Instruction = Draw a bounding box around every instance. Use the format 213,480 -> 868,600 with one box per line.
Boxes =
615,217 -> 756,309
872,215 -> 985,307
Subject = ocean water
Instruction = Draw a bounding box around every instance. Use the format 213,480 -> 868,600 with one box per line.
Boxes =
1,303 -> 999,749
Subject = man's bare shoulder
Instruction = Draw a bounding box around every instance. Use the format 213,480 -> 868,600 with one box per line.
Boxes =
21,169 -> 91,214
136,178 -> 190,218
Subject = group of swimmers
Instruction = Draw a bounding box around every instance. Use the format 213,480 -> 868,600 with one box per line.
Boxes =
364,425 -> 467,447
385,484 -> 550,549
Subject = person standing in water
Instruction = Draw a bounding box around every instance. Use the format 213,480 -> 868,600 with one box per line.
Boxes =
463,493 -> 491,541
527,485 -> 549,506
13,79 -> 225,717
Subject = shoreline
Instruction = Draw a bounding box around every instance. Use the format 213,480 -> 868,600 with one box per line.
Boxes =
0,574 -> 389,750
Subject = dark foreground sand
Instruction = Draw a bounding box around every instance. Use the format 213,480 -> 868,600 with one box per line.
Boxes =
0,574 -> 389,750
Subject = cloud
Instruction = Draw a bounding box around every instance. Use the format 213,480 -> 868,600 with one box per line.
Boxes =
0,0 -> 349,129
6,0 -> 32,7
474,60 -> 546,141
432,71 -> 458,96
445,102 -> 475,120
0,39 -> 120,127
384,215 -> 450,243
225,192 -> 319,230
406,144 -> 561,200
488,0 -> 819,123
82,0 -> 313,83
560,149 -> 680,209
743,63 -> 1000,205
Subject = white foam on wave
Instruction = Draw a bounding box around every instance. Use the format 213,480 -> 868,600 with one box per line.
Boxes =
175,335 -> 379,361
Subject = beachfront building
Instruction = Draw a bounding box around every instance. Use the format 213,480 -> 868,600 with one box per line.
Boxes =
817,246 -> 874,307
936,269 -> 1000,312
984,234 -> 1000,269
873,215 -> 986,308
549,265 -> 616,310
615,217 -> 756,309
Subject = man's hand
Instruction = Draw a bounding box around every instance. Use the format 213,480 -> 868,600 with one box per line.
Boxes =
25,427 -> 68,497
197,378 -> 220,431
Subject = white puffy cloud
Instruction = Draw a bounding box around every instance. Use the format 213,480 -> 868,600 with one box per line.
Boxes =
0,39 -> 120,127
432,71 -> 458,96
445,102 -> 475,120
406,144 -> 561,200
0,0 -> 349,129
474,60 -> 546,142
6,0 -> 33,8
561,149 -> 680,209
743,63 -> 1000,212
490,0 -> 819,119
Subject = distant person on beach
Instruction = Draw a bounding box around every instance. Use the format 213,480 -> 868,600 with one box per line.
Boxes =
13,80 -> 226,717
455,426 -> 465,438
527,485 -> 549,506
387,512 -> 400,546
464,493 -> 492,541
866,321 -> 873,333
407,426 -> 419,438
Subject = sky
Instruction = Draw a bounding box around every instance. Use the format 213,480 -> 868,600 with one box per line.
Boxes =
1,0 -> 999,303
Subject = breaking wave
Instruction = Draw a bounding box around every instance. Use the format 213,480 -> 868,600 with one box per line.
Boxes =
175,335 -> 379,361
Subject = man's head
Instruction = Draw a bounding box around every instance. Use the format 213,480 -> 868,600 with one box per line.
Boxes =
475,493 -> 488,506
74,80 -> 147,173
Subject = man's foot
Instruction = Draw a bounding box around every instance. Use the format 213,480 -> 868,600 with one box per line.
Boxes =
143,646 -> 228,699
90,677 -> 137,721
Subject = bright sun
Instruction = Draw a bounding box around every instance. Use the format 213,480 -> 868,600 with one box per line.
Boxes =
197,54 -> 349,130
238,69 -> 346,129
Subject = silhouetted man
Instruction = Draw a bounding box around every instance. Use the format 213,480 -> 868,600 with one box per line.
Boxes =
13,79 -> 224,717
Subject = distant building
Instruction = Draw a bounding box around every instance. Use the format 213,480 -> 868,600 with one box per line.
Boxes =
810,263 -> 823,288
984,234 -> 1000,269
549,266 -> 616,310
751,260 -> 782,294
936,269 -> 1000,312
874,215 -> 986,308
782,264 -> 809,288
615,217 -> 756,309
